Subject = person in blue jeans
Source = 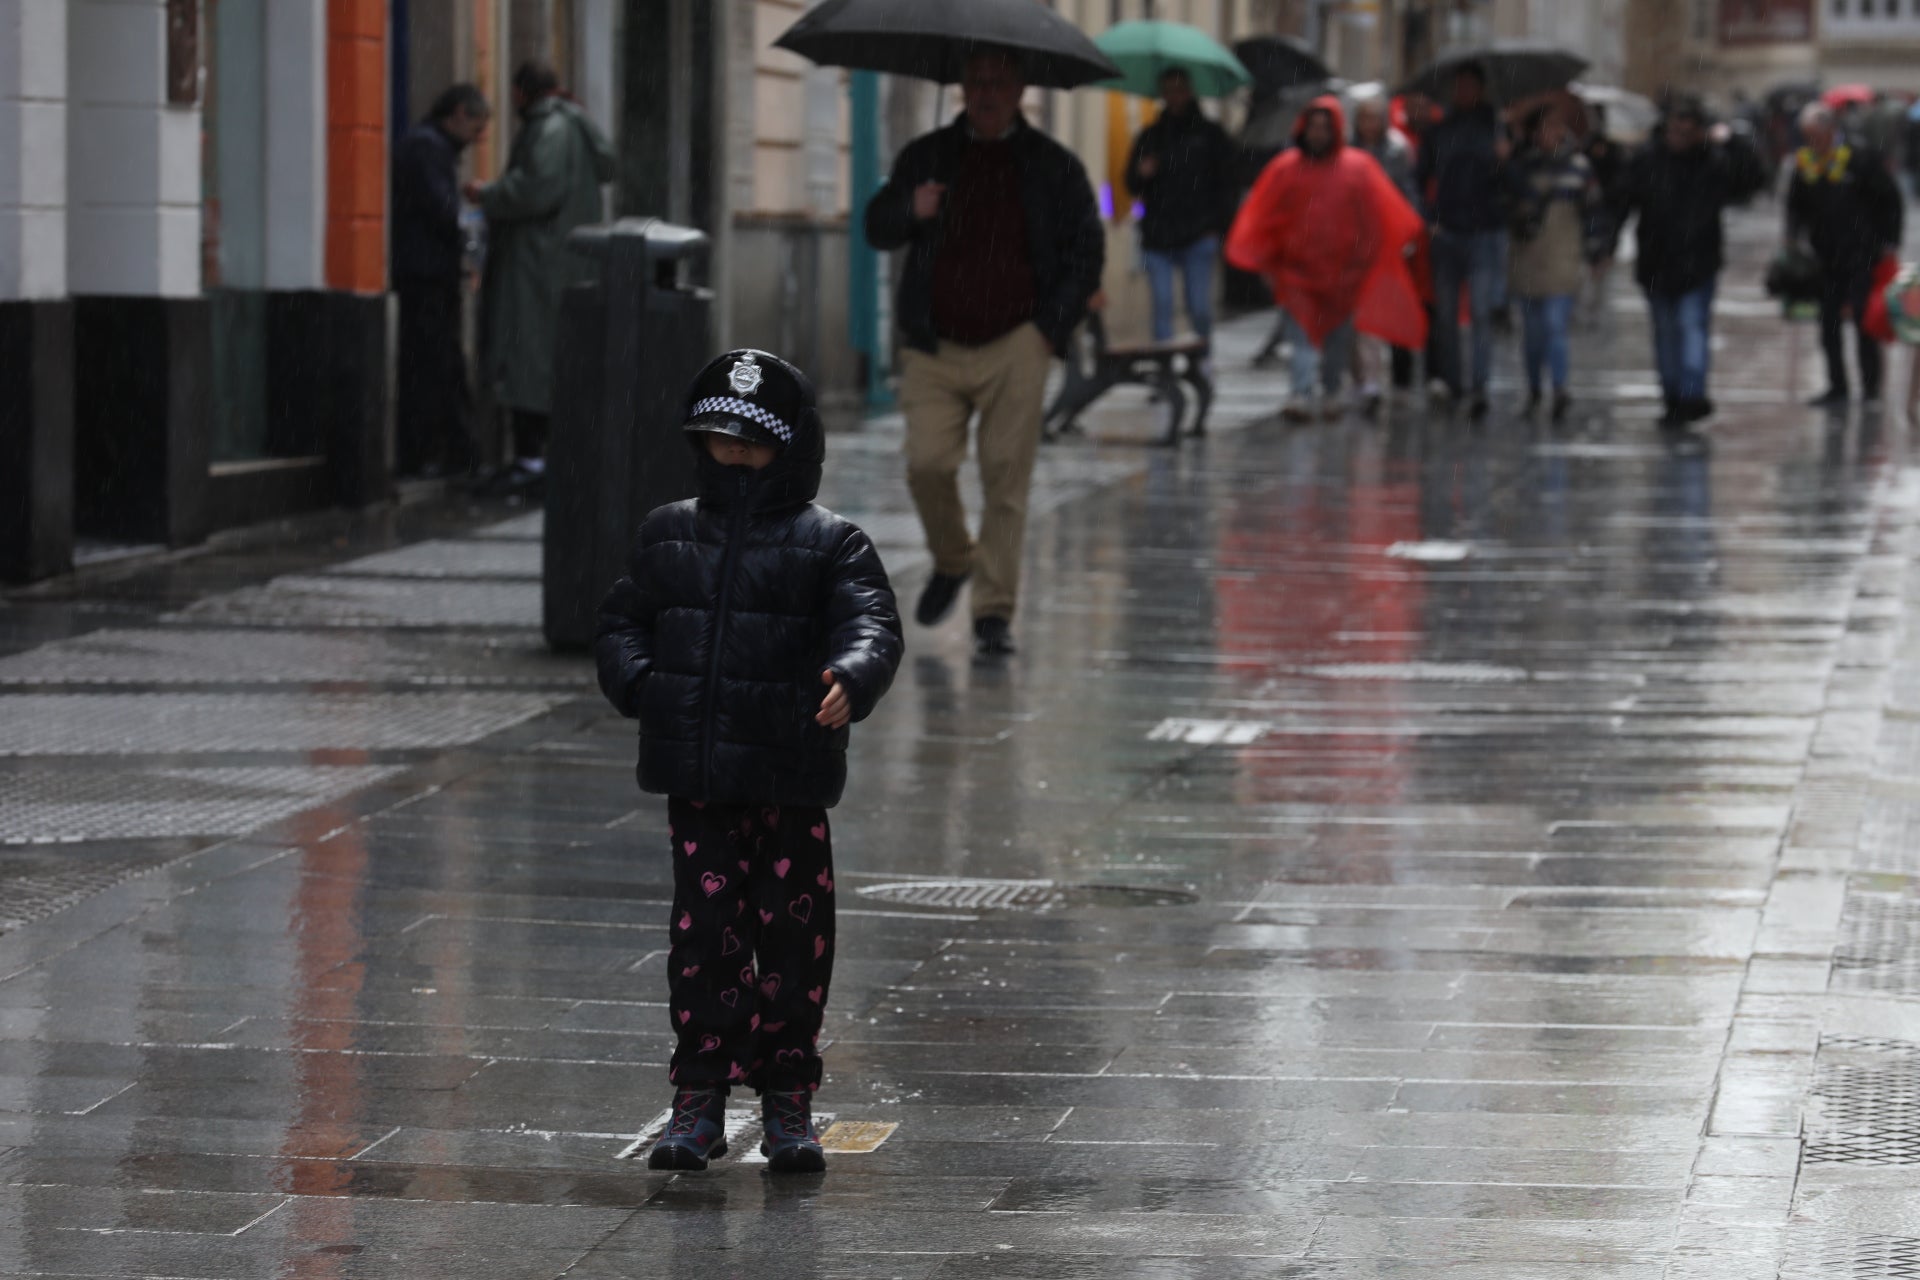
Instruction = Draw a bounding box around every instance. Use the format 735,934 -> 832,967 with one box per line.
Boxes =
1416,62 -> 1511,420
1607,97 -> 1767,428
1126,68 -> 1236,349
1506,103 -> 1602,423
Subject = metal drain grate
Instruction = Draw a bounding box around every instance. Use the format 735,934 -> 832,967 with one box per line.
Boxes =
1831,878 -> 1920,998
1780,1229 -> 1920,1280
858,878 -> 1197,912
1805,1037 -> 1920,1166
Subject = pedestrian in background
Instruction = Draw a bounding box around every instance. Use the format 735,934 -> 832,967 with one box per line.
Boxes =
467,61 -> 616,497
1125,67 -> 1235,355
391,84 -> 490,481
1579,104 -> 1624,327
1607,97 -> 1767,428
1506,102 -> 1602,424
1418,62 -> 1510,421
1350,94 -> 1421,407
1227,96 -> 1427,423
595,349 -> 903,1175
864,48 -> 1103,657
1787,102 -> 1904,408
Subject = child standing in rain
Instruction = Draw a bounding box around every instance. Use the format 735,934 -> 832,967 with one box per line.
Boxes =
595,349 -> 903,1173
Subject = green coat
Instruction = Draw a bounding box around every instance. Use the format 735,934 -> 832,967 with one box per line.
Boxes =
478,97 -> 616,414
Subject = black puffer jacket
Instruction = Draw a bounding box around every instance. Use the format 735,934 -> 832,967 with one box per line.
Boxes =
593,402 -> 903,809
1125,107 -> 1237,251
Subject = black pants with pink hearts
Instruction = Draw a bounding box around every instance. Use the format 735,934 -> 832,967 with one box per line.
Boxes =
665,797 -> 836,1094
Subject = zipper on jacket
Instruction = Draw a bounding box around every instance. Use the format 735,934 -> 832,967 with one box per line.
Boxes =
699,475 -> 752,799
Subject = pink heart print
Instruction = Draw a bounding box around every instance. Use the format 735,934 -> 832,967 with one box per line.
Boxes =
763,1021 -> 786,1034
720,927 -> 742,956
699,1034 -> 722,1053
788,895 -> 813,925
806,986 -> 823,1004
678,912 -> 693,933
738,860 -> 749,872
773,858 -> 791,879
700,872 -> 726,898
810,823 -> 827,842
763,808 -> 780,829
681,964 -> 700,978
740,965 -> 756,988
775,1048 -> 806,1066
683,840 -> 697,856
719,988 -> 739,1007
677,1009 -> 691,1025
816,869 -> 833,892
760,974 -> 782,999
759,909 -> 774,925
727,1061 -> 747,1081
814,936 -> 826,959
749,1014 -> 761,1031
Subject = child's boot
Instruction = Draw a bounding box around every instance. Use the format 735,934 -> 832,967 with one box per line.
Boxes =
647,1087 -> 729,1170
759,1089 -> 826,1173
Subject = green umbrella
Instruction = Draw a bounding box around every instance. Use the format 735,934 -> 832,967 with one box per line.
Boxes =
1093,20 -> 1252,99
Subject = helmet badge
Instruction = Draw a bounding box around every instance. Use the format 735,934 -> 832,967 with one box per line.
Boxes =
728,354 -> 764,396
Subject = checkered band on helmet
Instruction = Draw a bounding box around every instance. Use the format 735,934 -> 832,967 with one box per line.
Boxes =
688,396 -> 794,444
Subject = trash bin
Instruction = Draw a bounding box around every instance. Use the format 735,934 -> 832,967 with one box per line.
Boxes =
544,218 -> 712,651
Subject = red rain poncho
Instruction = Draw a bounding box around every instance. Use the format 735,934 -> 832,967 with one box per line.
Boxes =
1226,96 -> 1428,349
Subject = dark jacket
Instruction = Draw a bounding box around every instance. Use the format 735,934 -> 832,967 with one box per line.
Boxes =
593,413 -> 903,810
1786,144 -> 1905,277
1125,107 -> 1237,251
391,120 -> 465,283
1415,103 -> 1508,234
865,115 -> 1104,354
1611,135 -> 1767,295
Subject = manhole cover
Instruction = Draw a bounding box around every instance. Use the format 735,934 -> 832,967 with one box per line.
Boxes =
1805,1037 -> 1920,1166
857,878 -> 1197,912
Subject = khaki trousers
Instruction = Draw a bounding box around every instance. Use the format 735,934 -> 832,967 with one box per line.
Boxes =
898,322 -> 1052,622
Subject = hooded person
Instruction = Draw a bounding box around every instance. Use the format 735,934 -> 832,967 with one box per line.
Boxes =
1227,95 -> 1428,421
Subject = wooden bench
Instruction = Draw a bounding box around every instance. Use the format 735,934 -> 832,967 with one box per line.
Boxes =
1042,308 -> 1214,447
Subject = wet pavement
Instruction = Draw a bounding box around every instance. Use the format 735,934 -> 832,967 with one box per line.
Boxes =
4,211 -> 1920,1277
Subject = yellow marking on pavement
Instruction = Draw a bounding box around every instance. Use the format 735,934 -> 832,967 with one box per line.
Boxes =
820,1120 -> 897,1153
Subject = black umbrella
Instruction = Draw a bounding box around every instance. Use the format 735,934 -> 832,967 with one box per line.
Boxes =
1232,35 -> 1333,99
773,0 -> 1121,88
1398,40 -> 1588,107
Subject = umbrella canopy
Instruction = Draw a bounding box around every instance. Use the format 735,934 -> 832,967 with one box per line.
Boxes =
1398,40 -> 1587,107
1094,20 -> 1251,99
1822,83 -> 1875,110
772,0 -> 1120,88
1571,82 -> 1659,142
1232,35 -> 1333,99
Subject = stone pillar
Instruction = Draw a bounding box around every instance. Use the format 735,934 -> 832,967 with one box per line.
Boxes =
0,0 -> 73,581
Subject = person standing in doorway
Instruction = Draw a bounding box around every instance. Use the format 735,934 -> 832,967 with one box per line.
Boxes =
1787,103 -> 1904,408
466,61 -> 616,496
1606,97 -> 1767,428
391,84 -> 490,480
864,48 -> 1104,657
1417,62 -> 1510,420
1125,68 -> 1236,353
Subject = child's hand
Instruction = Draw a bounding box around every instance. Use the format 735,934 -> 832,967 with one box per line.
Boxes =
815,670 -> 852,729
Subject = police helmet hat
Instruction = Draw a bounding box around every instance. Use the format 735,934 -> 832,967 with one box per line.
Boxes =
682,348 -> 814,451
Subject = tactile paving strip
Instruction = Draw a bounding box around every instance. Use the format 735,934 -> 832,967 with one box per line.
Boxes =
166,576 -> 540,628
1805,1036 -> 1920,1166
0,845 -> 193,932
0,765 -> 404,844
1830,878 -> 1920,998
0,692 -> 558,756
1780,1228 -> 1920,1280
1858,799 -> 1920,877
0,628 -> 571,687
858,878 -> 1197,912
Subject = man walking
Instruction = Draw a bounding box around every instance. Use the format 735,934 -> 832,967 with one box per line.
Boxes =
466,61 -> 615,495
1787,103 -> 1904,408
391,84 -> 490,480
1125,68 -> 1235,348
1416,62 -> 1509,420
1227,96 -> 1426,422
864,48 -> 1103,657
1607,98 -> 1767,428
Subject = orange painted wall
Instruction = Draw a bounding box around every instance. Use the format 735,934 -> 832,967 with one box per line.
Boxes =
326,0 -> 388,293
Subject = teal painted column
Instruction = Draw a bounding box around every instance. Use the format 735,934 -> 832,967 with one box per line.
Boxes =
847,71 -> 893,409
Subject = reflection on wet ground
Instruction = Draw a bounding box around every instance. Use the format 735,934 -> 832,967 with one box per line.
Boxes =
2,214 -> 1919,1276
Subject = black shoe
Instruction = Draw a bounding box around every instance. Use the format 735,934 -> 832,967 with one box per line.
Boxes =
1657,399 -> 1683,429
647,1088 -> 729,1170
914,572 -> 969,627
1468,394 -> 1489,423
1551,391 -> 1573,424
1682,398 -> 1715,424
760,1089 -> 826,1173
1807,388 -> 1850,409
974,615 -> 1015,656
1523,390 -> 1542,418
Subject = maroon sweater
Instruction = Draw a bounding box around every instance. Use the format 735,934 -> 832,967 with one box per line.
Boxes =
930,137 -> 1038,345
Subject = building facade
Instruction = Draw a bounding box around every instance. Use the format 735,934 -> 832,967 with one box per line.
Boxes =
1641,1 -> 1920,101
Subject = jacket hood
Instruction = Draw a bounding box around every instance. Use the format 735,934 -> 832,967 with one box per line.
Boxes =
1293,95 -> 1347,152
682,348 -> 824,513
